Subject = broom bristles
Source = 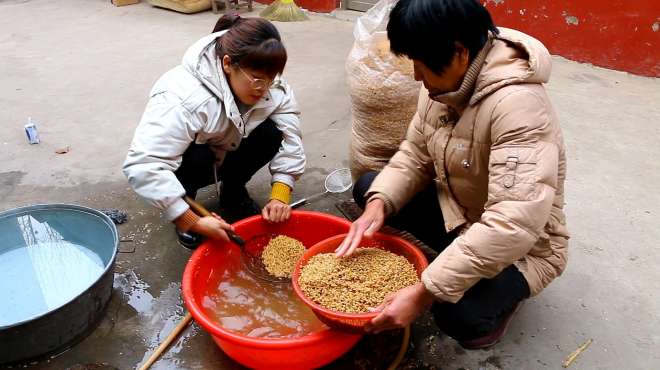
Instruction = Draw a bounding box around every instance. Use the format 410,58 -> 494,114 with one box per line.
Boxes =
260,0 -> 309,22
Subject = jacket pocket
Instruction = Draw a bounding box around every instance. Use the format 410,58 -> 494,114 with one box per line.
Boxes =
488,146 -> 538,202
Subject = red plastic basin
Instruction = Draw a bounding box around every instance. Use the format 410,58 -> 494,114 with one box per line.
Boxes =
292,233 -> 429,333
182,211 -> 362,370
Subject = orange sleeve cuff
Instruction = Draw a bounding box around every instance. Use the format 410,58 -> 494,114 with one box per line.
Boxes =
173,208 -> 201,233
270,182 -> 292,204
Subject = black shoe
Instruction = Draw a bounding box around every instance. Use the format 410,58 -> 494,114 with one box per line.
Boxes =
459,302 -> 523,349
219,186 -> 261,223
176,229 -> 203,250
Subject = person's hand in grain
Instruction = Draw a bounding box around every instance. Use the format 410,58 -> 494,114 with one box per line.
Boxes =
189,212 -> 234,242
335,198 -> 385,257
262,199 -> 291,223
364,282 -> 435,334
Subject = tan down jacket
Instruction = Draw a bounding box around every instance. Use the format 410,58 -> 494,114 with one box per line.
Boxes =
367,28 -> 569,303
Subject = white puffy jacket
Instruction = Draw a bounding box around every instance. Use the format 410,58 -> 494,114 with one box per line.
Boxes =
123,31 -> 305,221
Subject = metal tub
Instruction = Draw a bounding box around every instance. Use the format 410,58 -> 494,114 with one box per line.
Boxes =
0,204 -> 118,364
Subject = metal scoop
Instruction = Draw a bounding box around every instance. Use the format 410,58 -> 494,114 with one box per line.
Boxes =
184,197 -> 287,283
291,168 -> 353,209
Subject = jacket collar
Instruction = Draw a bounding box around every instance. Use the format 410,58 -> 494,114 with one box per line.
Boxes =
430,28 -> 552,110
470,27 -> 552,105
431,36 -> 493,113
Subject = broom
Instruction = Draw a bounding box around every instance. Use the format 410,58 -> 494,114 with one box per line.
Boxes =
260,0 -> 309,22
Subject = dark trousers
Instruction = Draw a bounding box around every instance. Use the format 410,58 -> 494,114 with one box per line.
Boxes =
353,171 -> 530,341
174,119 -> 282,199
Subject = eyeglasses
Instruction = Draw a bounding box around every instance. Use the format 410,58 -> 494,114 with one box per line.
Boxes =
238,66 -> 274,91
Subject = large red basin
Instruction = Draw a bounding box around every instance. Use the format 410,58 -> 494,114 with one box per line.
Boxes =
182,211 -> 362,369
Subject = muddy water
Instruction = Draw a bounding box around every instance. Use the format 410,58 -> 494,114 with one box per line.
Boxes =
202,264 -> 326,339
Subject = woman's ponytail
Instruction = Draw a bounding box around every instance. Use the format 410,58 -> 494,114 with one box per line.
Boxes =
212,15 -> 287,77
212,13 -> 243,33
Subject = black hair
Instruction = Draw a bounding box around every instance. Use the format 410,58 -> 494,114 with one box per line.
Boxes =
212,14 -> 287,77
387,0 -> 498,73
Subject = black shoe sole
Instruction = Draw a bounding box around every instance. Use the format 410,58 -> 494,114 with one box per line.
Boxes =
177,238 -> 201,250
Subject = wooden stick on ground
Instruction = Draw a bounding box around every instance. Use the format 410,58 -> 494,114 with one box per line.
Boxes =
562,338 -> 593,368
138,312 -> 194,370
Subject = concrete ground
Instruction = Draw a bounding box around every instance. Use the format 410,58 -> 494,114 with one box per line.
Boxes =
1,0 -> 659,369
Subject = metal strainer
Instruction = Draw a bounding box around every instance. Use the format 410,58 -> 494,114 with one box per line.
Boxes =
183,197 -> 287,283
291,168 -> 353,209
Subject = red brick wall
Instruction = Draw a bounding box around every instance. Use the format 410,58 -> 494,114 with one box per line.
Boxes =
258,0 -> 659,76
484,0 -> 660,77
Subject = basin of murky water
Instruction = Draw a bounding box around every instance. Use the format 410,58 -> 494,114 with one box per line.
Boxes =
201,253 -> 326,339
182,211 -> 362,370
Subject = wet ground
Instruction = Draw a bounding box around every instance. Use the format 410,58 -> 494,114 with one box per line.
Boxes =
1,0 -> 659,369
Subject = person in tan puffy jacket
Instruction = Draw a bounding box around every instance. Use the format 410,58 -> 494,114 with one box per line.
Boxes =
337,0 -> 569,349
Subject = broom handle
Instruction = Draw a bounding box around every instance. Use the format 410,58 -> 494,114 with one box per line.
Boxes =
184,196 -> 212,217
138,312 -> 193,370
183,196 -> 245,246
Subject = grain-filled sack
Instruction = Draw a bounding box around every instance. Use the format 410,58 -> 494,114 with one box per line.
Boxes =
346,0 -> 421,179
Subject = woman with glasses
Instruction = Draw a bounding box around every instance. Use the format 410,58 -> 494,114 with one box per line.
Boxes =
123,14 -> 305,249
